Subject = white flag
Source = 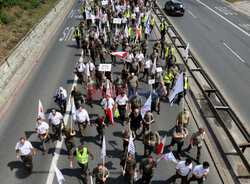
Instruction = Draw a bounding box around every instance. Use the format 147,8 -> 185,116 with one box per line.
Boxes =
72,99 -> 76,121
38,100 -> 45,120
185,43 -> 189,61
169,72 -> 183,107
128,133 -> 135,155
103,27 -> 107,43
111,0 -> 115,12
137,14 -> 141,27
106,82 -> 112,97
95,26 -> 99,39
157,151 -> 177,163
151,58 -> 156,74
140,94 -> 151,119
114,27 -> 119,42
53,162 -> 65,184
90,175 -> 94,184
124,24 -> 129,38
123,0 -> 126,13
101,136 -> 106,159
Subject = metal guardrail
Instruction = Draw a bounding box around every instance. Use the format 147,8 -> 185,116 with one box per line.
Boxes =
150,1 -> 250,173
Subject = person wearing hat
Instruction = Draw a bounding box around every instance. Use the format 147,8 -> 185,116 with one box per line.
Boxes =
169,124 -> 189,160
142,130 -> 160,157
139,155 -> 157,184
54,87 -> 67,114
92,163 -> 110,184
70,145 -> 94,184
176,107 -> 191,128
94,115 -> 106,141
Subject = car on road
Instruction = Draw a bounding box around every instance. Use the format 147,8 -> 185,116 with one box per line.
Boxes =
165,0 -> 185,16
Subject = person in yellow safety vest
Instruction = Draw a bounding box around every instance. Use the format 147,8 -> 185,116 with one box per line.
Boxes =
165,45 -> 174,68
141,14 -> 147,27
82,5 -> 86,20
163,69 -> 173,95
139,25 -> 142,41
177,73 -> 189,105
128,25 -> 132,43
70,146 -> 94,184
150,17 -> 154,32
125,9 -> 130,24
74,27 -> 81,48
160,20 -> 167,39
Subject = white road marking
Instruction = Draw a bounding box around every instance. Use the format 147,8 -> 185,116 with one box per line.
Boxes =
196,0 -> 250,37
45,50 -> 83,184
187,10 -> 197,19
222,42 -> 245,63
214,6 -> 238,16
239,24 -> 250,31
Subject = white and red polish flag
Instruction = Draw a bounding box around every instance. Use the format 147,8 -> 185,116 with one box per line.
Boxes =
110,51 -> 129,58
155,135 -> 166,155
38,100 -> 45,120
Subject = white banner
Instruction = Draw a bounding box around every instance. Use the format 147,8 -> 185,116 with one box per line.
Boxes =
99,64 -> 112,71
148,79 -> 155,85
113,18 -> 121,24
102,1 -> 108,5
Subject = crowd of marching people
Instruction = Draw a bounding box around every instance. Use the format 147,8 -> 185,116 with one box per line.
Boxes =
15,0 -> 210,183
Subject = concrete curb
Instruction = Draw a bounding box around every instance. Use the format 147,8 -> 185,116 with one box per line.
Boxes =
0,0 -> 76,115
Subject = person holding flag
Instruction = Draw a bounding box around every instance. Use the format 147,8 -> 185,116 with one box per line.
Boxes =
139,155 -> 157,184
142,130 -> 160,157
62,126 -> 76,159
120,154 -> 137,184
168,158 -> 193,184
70,145 -> 94,184
120,128 -> 136,156
35,118 -> 50,155
92,163 -> 110,184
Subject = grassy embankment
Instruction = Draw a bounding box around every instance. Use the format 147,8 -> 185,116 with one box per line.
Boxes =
0,0 -> 58,62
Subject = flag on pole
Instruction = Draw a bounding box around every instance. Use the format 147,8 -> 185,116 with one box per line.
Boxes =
140,94 -> 151,119
53,162 -> 65,184
72,99 -> 76,121
151,58 -> 156,74
169,72 -> 183,107
110,51 -> 129,58
114,27 -> 119,42
185,43 -> 190,61
105,108 -> 114,126
106,82 -> 112,96
155,136 -> 166,155
103,27 -> 107,43
101,136 -> 106,159
128,133 -> 135,155
38,100 -> 45,119
136,26 -> 140,39
123,0 -> 126,13
137,14 -> 141,27
111,0 -> 115,12
157,151 -> 178,163
95,26 -> 99,39
124,24 -> 129,38
90,175 -> 94,184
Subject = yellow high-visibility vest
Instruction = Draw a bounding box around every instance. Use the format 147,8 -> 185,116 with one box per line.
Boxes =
150,18 -> 154,25
75,29 -> 80,37
184,76 -> 188,89
139,25 -> 142,36
163,72 -> 172,83
165,47 -> 174,57
76,148 -> 88,164
128,28 -> 131,37
142,15 -> 147,23
160,23 -> 165,30
125,11 -> 130,18
82,6 -> 86,13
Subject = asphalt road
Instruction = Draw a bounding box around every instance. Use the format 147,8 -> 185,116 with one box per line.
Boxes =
0,1 -> 222,184
157,0 -> 250,128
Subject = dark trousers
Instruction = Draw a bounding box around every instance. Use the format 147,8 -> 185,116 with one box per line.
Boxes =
96,127 -> 105,140
21,153 -> 33,170
78,121 -> 87,138
142,123 -> 150,133
170,171 -> 188,184
187,175 -> 205,184
58,100 -> 66,113
124,172 -> 134,184
52,123 -> 61,140
144,144 -> 154,157
141,172 -> 153,184
177,89 -> 187,105
170,139 -> 184,156
142,68 -> 150,80
78,162 -> 89,184
76,37 -> 80,48
161,30 -> 165,40
118,105 -> 126,122
39,134 -> 50,151
187,144 -> 202,160
65,138 -> 75,155
111,55 -> 116,65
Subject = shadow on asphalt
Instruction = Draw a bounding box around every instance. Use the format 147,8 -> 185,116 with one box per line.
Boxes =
7,161 -> 30,179
24,131 -> 36,139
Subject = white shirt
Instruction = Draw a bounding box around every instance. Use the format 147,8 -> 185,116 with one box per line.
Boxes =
131,13 -> 136,19
193,165 -> 209,178
55,89 -> 67,100
144,59 -> 152,69
36,121 -> 49,135
86,62 -> 95,71
101,98 -> 115,110
135,7 -> 139,13
121,17 -> 127,24
76,62 -> 86,72
76,109 -> 90,123
116,95 -> 128,105
126,53 -> 134,62
48,112 -> 63,125
15,141 -> 33,156
176,161 -> 192,176
135,53 -> 144,62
